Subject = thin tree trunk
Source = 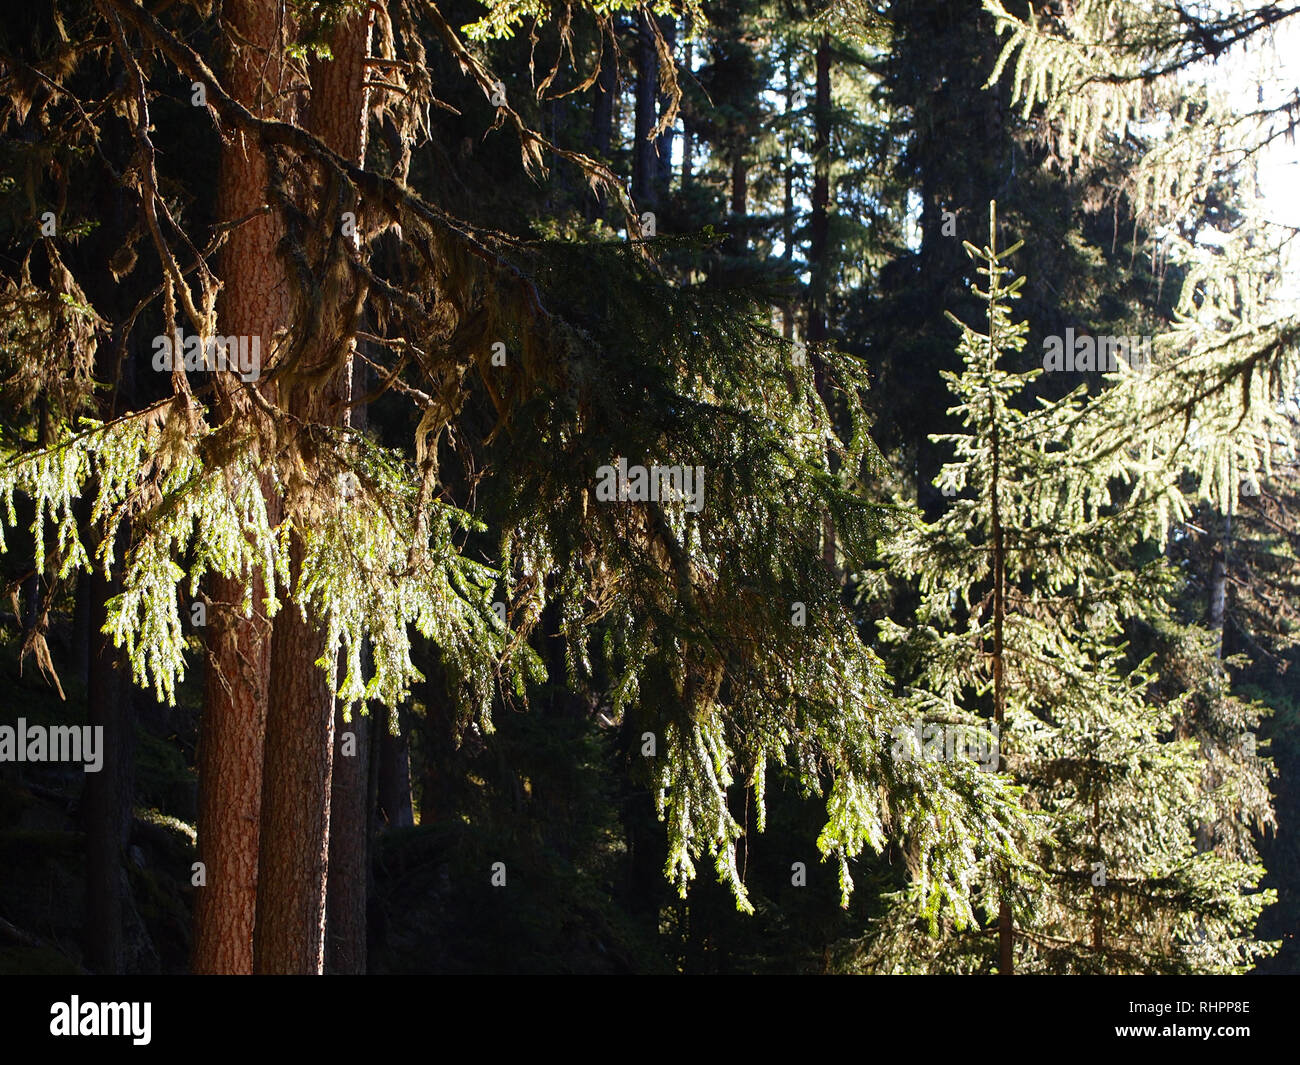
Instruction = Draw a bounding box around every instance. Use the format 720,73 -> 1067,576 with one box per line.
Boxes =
807,32 -> 831,349
633,10 -> 658,207
84,524 -> 131,973
654,14 -> 677,197
681,18 -> 694,190
1091,792 -> 1103,954
192,0 -> 294,974
782,49 -> 795,341
592,20 -> 617,158
1209,511 -> 1230,657
73,567 -> 91,692
378,707 -> 415,829
728,147 -> 748,252
325,358 -> 374,975
987,205 -> 1013,975
808,31 -> 836,574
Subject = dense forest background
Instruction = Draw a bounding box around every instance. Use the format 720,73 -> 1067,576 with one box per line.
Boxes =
0,0 -> 1297,975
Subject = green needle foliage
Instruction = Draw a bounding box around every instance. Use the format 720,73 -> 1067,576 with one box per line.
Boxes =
859,203 -> 1276,973
0,215 -> 1027,925
983,0 -> 1300,526
0,0 -> 1290,973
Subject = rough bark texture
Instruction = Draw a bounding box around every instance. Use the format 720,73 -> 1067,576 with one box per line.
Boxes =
253,8 -> 372,975
194,568 -> 276,975
325,698 -> 370,972
254,562 -> 339,973
192,0 -> 294,975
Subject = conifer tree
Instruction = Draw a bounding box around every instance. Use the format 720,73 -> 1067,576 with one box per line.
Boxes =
859,203 -> 1275,973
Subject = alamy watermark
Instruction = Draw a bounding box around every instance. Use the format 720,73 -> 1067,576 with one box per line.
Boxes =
0,718 -> 103,772
1043,328 -> 1151,374
50,997 -> 150,1045
152,330 -> 261,381
890,718 -> 1000,773
595,458 -> 705,514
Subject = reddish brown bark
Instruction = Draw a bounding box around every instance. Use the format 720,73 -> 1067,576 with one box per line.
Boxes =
194,572 -> 274,974
252,7 -> 373,975
253,561 -> 339,973
192,0 -> 295,975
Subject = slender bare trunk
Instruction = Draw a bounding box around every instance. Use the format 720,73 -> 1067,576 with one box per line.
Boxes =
654,14 -> 677,196
633,10 -> 658,207
987,206 -> 1013,976
592,21 -> 617,153
1209,511 -> 1230,657
782,50 -> 795,341
378,705 -> 415,829
84,525 -> 131,973
681,19 -> 694,190
325,359 -> 374,974
808,32 -> 837,575
807,33 -> 831,349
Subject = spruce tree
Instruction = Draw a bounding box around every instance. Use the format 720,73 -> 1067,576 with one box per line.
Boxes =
858,203 -> 1275,973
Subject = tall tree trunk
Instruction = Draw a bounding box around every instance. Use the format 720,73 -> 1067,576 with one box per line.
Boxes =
83,524 -> 132,973
592,19 -> 617,159
782,49 -> 795,341
680,17 -> 694,190
325,358 -> 374,975
378,706 -> 415,829
654,14 -> 677,196
988,208 -> 1013,975
1209,511 -> 1230,657
807,32 -> 831,348
253,6 -> 373,975
1091,792 -> 1103,954
254,549 -> 338,973
73,568 -> 91,692
632,10 -> 658,207
728,146 -> 748,253
192,0 -> 295,975
194,570 -> 275,975
808,31 -> 836,574
586,18 -> 619,224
